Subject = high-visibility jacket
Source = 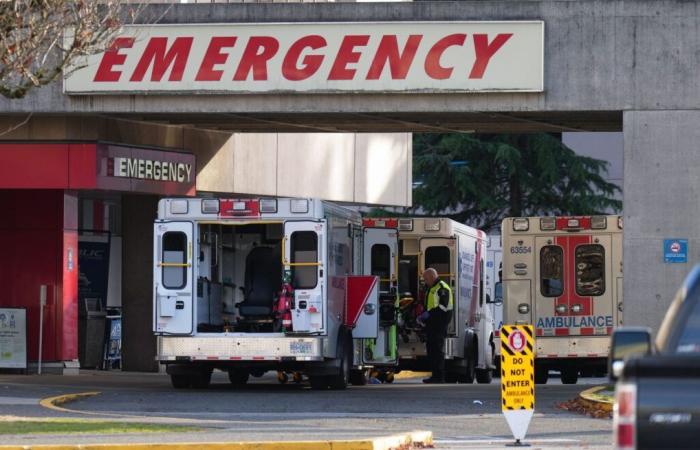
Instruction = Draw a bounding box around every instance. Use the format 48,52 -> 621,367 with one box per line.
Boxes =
426,279 -> 454,312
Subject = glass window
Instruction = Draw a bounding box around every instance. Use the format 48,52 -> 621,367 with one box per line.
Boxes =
676,297 -> 700,354
371,244 -> 391,292
291,231 -> 318,289
540,245 -> 564,297
162,232 -> 187,289
575,244 -> 605,296
425,246 -> 450,278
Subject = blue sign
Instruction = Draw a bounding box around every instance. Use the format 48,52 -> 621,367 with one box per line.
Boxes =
664,239 -> 688,263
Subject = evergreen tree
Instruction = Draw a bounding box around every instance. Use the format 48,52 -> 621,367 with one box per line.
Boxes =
401,133 -> 621,232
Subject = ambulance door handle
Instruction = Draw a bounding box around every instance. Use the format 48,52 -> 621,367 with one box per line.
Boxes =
364,304 -> 376,315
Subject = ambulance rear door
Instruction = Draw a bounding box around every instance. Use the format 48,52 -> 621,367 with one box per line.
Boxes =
361,227 -> 399,365
535,234 -> 614,337
154,221 -> 195,335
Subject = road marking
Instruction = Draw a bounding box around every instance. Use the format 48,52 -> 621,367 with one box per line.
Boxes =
0,397 -> 39,405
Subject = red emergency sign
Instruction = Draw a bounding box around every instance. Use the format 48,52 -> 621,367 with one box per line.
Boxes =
65,22 -> 544,94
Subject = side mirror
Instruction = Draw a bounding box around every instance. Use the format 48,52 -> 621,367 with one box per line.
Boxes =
609,328 -> 653,382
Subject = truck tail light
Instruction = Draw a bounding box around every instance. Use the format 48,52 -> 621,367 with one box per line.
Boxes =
614,382 -> 636,450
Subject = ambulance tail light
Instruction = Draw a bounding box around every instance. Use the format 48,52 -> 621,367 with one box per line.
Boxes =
591,216 -> 607,229
260,198 -> 278,213
424,219 -> 441,231
201,199 -> 219,214
169,199 -> 188,214
614,382 -> 637,450
540,217 -> 556,231
512,218 -> 529,231
291,199 -> 309,213
398,219 -> 413,231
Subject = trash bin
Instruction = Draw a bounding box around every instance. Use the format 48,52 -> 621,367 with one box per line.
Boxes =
78,298 -> 106,369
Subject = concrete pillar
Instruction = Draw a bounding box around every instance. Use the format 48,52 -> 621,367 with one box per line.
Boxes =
623,110 -> 700,332
121,194 -> 160,371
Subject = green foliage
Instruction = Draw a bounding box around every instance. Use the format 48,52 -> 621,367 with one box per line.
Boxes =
408,133 -> 622,231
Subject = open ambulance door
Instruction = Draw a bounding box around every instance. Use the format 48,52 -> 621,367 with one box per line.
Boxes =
283,220 -> 326,334
361,228 -> 399,365
420,237 -> 457,335
154,221 -> 195,335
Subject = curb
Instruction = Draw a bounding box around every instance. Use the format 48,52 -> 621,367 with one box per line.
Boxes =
0,430 -> 433,450
39,391 -> 101,413
579,385 -> 613,413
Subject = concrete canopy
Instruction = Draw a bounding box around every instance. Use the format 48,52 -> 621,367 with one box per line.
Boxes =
3,0 -> 698,133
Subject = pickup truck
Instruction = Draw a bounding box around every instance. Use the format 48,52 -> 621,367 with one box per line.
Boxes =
611,265 -> 700,450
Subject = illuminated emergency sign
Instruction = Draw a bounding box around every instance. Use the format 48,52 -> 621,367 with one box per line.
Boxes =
64,21 -> 544,94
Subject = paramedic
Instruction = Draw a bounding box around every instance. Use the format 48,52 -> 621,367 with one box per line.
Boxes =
418,268 -> 453,383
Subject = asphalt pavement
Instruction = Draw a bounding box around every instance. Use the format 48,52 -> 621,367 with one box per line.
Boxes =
0,370 -> 613,449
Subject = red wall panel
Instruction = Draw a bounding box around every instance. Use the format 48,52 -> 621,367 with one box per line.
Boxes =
0,190 -> 78,362
0,145 -> 71,189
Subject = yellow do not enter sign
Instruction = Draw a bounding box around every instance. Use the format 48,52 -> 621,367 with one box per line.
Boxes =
500,324 -> 535,442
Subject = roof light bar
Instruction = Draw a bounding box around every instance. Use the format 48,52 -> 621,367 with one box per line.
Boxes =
424,219 -> 441,231
512,218 -> 529,232
540,217 -> 556,231
290,199 -> 309,214
260,198 -> 277,213
201,199 -> 219,214
591,216 -> 607,230
169,199 -> 188,214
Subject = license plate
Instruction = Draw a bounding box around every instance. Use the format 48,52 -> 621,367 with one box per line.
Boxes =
289,341 -> 313,355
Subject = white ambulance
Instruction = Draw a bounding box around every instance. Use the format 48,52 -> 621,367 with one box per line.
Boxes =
485,234 -> 504,373
153,197 -> 383,390
501,215 -> 623,384
362,217 -> 495,383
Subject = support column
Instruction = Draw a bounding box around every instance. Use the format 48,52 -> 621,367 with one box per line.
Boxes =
623,110 -> 700,331
121,194 -> 159,371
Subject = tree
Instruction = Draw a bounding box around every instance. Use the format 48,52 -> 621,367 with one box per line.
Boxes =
0,0 -> 130,99
405,133 -> 621,231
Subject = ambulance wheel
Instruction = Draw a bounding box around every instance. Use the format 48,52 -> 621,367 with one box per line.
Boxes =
457,347 -> 477,384
171,374 -> 190,389
349,369 -> 368,386
309,375 -> 330,390
329,333 -> 352,390
534,367 -> 549,384
476,368 -> 493,384
190,369 -> 212,389
493,358 -> 502,378
228,370 -> 249,387
560,368 -> 579,384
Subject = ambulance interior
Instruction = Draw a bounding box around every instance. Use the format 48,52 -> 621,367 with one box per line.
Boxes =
396,238 -> 453,342
195,222 -> 316,333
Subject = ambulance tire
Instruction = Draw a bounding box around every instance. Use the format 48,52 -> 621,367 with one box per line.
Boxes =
560,368 -> 579,384
190,369 -> 212,389
534,367 -> 549,384
493,358 -> 502,378
457,347 -> 477,384
170,374 -> 190,389
228,370 -> 250,387
349,369 -> 368,386
476,368 -> 493,384
309,375 -> 330,390
329,332 -> 352,390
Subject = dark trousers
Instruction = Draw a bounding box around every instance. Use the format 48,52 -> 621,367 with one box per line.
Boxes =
426,334 -> 446,380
